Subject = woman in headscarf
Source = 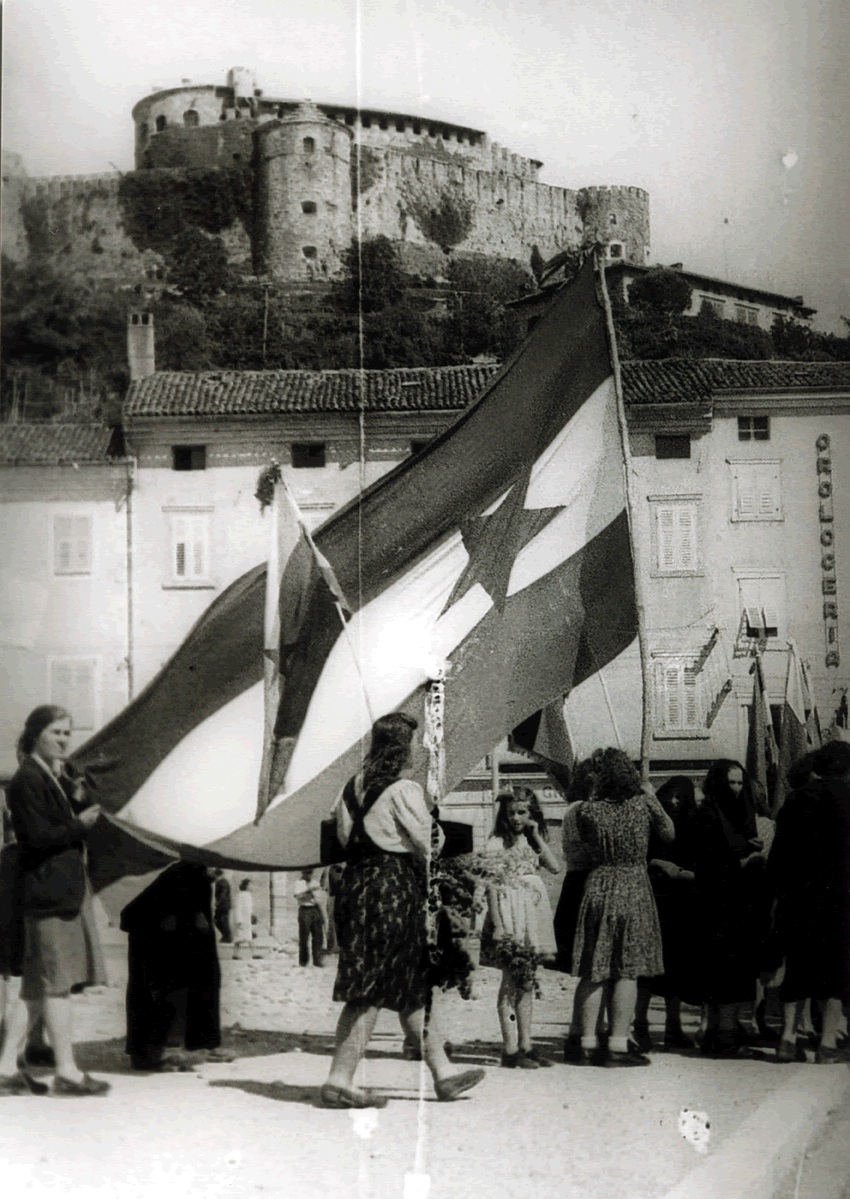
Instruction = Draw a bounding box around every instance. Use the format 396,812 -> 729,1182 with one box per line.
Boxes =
770,741 -> 850,1063
121,861 -> 230,1070
693,759 -> 767,1057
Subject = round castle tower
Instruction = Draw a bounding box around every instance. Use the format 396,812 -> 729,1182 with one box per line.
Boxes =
577,186 -> 650,265
254,103 -> 354,281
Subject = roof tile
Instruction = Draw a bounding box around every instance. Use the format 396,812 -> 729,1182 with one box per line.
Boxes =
0,424 -> 119,465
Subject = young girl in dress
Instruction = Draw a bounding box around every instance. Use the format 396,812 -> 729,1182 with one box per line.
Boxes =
484,787 -> 560,1068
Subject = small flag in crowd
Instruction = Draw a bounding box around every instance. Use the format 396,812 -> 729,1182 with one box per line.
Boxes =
74,256 -> 640,875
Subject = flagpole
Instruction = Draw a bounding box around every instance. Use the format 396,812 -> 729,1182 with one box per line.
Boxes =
595,248 -> 653,782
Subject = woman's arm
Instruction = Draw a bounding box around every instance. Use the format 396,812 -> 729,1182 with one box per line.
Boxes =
392,780 -> 445,859
527,826 -> 560,873
7,770 -> 87,851
644,793 -> 675,843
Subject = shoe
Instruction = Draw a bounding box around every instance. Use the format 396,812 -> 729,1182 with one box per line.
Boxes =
434,1068 -> 485,1102
521,1047 -> 553,1068
632,1026 -> 653,1054
319,1083 -> 388,1109
563,1037 -> 582,1064
815,1045 -> 848,1065
52,1073 -> 110,1097
500,1051 -> 518,1068
23,1045 -> 56,1069
515,1051 -> 539,1070
776,1039 -> 806,1063
604,1044 -> 651,1068
0,1070 -> 49,1096
712,1034 -> 754,1060
663,1029 -> 695,1051
196,1047 -> 236,1063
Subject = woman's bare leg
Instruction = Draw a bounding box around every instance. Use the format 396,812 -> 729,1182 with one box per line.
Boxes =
325,1002 -> 381,1091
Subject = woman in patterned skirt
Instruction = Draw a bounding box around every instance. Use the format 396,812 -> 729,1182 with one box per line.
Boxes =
321,712 -> 484,1108
571,748 -> 674,1067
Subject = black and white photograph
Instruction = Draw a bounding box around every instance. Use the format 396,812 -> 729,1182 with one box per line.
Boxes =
1,2 -> 849,1196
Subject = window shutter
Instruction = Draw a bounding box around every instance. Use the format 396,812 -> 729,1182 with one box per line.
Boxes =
50,659 -> 96,730
191,516 -> 207,579
54,515 -> 91,575
677,505 -> 697,571
757,467 -> 780,517
657,507 -> 676,572
735,468 -> 758,518
72,517 -> 91,572
683,667 -> 699,728
172,516 -> 189,578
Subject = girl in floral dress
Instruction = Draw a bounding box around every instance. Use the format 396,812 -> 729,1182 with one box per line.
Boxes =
483,787 -> 560,1068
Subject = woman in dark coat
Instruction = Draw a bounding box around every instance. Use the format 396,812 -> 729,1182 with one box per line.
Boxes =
693,759 -> 768,1057
770,741 -> 850,1064
121,861 -> 226,1070
634,776 -> 701,1051
2,705 -> 108,1096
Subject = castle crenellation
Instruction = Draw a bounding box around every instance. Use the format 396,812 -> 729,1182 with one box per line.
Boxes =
2,67 -> 651,288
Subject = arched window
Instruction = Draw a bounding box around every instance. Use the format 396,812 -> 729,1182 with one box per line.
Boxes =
303,136 -> 315,153
301,201 -> 317,214
183,109 -> 199,127
155,115 -> 167,132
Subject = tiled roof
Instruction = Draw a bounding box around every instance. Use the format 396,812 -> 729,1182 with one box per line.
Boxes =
620,359 -> 850,405
0,423 -> 120,465
124,366 -> 502,418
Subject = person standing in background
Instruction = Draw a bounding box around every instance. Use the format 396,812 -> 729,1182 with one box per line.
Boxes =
212,869 -> 233,944
234,878 -> 254,947
293,869 -> 325,967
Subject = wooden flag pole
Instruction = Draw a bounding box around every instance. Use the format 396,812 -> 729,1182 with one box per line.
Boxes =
595,248 -> 654,782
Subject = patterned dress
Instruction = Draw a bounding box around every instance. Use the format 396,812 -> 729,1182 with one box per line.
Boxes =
483,836 -> 557,958
572,796 -> 666,982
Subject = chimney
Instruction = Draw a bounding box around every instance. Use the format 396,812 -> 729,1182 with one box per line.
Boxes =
127,310 -> 155,381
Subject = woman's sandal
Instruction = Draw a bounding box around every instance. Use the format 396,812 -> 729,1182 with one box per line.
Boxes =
319,1083 -> 388,1109
434,1068 -> 485,1101
0,1070 -> 49,1096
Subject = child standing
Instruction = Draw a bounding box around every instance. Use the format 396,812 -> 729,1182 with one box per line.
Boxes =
484,787 -> 560,1068
234,879 -> 254,947
293,869 -> 325,967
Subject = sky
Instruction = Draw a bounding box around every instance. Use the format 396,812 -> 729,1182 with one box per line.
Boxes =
3,0 -> 848,332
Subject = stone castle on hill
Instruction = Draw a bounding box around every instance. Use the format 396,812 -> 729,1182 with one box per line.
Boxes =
1,66 -> 650,289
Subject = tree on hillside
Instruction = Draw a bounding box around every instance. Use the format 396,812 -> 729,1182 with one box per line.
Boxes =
627,268 -> 693,319
334,236 -> 408,314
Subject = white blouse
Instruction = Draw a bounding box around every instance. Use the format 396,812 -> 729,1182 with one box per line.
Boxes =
331,775 -> 445,860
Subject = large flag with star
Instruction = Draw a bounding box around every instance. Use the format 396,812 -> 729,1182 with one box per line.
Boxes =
75,256 -> 640,879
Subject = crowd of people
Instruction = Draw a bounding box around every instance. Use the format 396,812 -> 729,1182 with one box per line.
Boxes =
0,703 -> 848,1107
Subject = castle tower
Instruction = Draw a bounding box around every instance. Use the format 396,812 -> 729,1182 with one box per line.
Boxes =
577,186 -> 650,266
127,310 -> 155,381
254,102 -> 354,282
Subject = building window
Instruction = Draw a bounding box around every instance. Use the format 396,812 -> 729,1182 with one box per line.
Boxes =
53,516 -> 92,576
164,508 -> 213,587
655,434 -> 691,460
649,498 -> 701,576
292,443 -> 326,468
652,657 -> 701,736
410,439 -> 431,457
607,241 -> 624,259
735,571 -> 785,641
735,304 -> 758,325
183,109 -> 199,127
155,115 -> 167,132
609,213 -> 618,226
301,201 -> 317,214
700,296 -> 724,318
302,246 -> 317,259
737,416 -> 770,441
50,658 -> 97,731
303,136 -> 315,152
729,460 -> 782,521
172,445 -> 206,471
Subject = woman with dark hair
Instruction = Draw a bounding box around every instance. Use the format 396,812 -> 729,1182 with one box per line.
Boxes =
321,712 -> 484,1108
571,748 -> 674,1067
1,706 -> 108,1096
770,741 -> 850,1063
693,759 -> 767,1058
634,775 -> 701,1052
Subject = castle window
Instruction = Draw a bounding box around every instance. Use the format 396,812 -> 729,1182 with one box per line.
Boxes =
302,246 -> 317,259
301,201 -> 317,214
609,213 -> 618,225
655,435 -> 691,460
155,115 -> 167,132
737,416 -> 770,442
172,445 -> 206,472
607,242 -> 624,259
303,136 -> 315,153
292,443 -> 326,469
183,109 -> 199,127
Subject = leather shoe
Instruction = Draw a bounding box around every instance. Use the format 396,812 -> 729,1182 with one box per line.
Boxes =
434,1068 -> 485,1101
52,1073 -> 111,1097
604,1044 -> 651,1068
776,1039 -> 806,1063
815,1044 -> 849,1065
0,1070 -> 49,1096
520,1048 -> 552,1068
319,1083 -> 388,1109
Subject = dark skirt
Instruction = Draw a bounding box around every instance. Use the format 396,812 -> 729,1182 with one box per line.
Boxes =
125,929 -> 221,1058
0,845 -> 24,977
333,850 -> 430,1013
552,870 -> 588,974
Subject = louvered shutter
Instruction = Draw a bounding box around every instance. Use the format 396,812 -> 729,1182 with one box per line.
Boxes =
50,659 -> 96,730
656,506 -> 676,572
